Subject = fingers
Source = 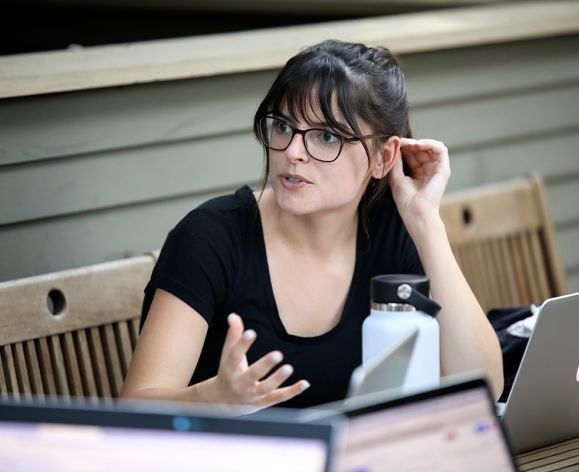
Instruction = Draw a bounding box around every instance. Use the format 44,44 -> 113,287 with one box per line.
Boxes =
400,138 -> 449,163
253,363 -> 294,396
223,327 -> 256,374
244,350 -> 285,384
256,381 -> 311,408
222,313 -> 244,354
217,316 -> 310,409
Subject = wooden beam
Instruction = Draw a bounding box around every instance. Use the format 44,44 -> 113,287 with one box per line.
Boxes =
0,1 -> 578,98
20,0 -> 508,15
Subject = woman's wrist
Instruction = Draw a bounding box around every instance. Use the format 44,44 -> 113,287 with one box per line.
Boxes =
191,376 -> 225,405
402,209 -> 446,249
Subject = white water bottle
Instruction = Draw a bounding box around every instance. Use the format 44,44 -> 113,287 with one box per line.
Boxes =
362,274 -> 441,394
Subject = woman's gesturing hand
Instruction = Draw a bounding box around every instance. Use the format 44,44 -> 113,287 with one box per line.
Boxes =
210,313 -> 310,411
389,138 -> 451,223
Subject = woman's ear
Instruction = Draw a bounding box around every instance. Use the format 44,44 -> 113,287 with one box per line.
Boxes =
371,136 -> 401,179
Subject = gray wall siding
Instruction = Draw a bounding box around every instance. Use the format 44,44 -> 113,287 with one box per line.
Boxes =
1,35 -> 578,292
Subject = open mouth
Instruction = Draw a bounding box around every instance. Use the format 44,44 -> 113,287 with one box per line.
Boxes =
281,174 -> 310,185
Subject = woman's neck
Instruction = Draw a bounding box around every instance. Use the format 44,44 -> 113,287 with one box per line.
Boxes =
257,188 -> 359,260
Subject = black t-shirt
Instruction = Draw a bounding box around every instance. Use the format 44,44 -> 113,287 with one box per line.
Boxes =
141,185 -> 423,408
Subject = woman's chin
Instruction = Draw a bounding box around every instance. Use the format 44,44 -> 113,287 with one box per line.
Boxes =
273,192 -> 317,216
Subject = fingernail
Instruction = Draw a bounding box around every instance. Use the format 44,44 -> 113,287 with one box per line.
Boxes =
227,313 -> 236,324
301,381 -> 311,392
242,330 -> 256,341
281,365 -> 293,376
270,352 -> 282,363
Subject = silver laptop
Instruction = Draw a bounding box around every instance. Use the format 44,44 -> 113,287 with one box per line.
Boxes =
0,398 -> 341,472
348,328 -> 418,398
300,328 -> 417,418
500,292 -> 579,453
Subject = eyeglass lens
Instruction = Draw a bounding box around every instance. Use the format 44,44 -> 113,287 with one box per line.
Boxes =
261,117 -> 343,162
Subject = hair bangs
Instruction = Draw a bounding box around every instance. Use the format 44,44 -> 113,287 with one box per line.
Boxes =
266,55 -> 363,137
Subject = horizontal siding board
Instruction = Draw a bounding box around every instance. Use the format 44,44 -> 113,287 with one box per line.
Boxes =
0,187 -> 248,282
1,134 -> 263,225
546,180 -> 579,227
0,71 -> 275,166
447,131 -> 579,191
3,93 -> 579,225
2,35 -> 579,168
556,224 -> 579,273
566,271 -> 579,293
403,35 -> 579,106
411,82 -> 579,150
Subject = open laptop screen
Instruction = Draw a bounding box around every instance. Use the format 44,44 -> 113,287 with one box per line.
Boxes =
0,401 -> 336,472
337,379 -> 517,472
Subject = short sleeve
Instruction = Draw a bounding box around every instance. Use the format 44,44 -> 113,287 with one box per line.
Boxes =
141,209 -> 235,326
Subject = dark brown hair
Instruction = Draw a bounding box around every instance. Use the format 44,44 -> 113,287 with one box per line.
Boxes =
253,39 -> 412,222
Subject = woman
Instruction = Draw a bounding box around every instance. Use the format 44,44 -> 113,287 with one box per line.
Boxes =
121,40 -> 503,410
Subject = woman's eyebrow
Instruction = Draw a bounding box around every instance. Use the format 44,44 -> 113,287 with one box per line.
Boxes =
276,112 -> 350,132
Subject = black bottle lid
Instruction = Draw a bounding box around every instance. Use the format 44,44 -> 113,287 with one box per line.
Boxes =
371,274 -> 441,317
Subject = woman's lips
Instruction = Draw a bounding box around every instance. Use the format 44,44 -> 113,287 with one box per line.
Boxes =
279,174 -> 311,188
280,173 -> 311,184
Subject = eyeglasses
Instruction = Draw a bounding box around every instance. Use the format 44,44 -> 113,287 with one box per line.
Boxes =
257,115 -> 391,163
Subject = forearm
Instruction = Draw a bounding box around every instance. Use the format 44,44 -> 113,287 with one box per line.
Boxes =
122,378 -> 215,403
121,377 -> 250,414
406,213 -> 504,398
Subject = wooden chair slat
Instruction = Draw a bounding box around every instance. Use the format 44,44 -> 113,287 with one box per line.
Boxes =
115,321 -> 134,378
1,345 -> 21,399
13,343 -> 33,400
520,231 -> 542,305
101,324 -> 123,398
74,330 -> 98,398
529,230 -> 552,301
87,327 -> 113,398
61,332 -> 85,396
0,356 -> 7,400
482,241 -> 504,309
489,240 -> 509,307
36,337 -> 58,396
129,318 -> 140,350
509,235 -> 531,305
23,340 -> 45,397
498,237 -> 522,306
48,335 -> 70,398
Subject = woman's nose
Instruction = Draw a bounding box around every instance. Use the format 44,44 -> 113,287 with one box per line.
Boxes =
285,133 -> 310,163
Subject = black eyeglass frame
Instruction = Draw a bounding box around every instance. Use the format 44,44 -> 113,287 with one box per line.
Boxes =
257,115 -> 393,163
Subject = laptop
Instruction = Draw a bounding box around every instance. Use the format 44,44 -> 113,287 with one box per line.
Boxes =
0,398 -> 342,472
307,375 -> 519,471
304,327 -> 417,417
348,328 -> 418,398
500,292 -> 579,453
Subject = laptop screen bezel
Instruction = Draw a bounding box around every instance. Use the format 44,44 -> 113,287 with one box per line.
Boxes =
0,398 -> 341,472
336,376 -> 520,471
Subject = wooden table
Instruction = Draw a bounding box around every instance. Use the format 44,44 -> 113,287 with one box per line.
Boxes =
517,436 -> 579,471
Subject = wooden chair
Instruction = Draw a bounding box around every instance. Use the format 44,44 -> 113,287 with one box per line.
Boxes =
0,255 -> 155,402
440,174 -> 567,313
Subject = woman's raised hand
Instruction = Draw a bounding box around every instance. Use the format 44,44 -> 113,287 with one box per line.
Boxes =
209,313 -> 310,411
388,138 -> 451,223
